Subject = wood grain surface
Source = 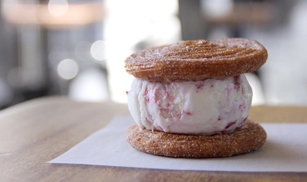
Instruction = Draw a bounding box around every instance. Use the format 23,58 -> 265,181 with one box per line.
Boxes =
0,97 -> 306,182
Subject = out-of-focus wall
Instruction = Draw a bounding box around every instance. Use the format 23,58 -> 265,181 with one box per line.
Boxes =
0,0 -> 109,107
0,0 -> 306,107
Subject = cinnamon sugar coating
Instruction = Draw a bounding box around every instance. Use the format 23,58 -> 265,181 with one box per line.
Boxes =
127,119 -> 267,158
125,38 -> 268,82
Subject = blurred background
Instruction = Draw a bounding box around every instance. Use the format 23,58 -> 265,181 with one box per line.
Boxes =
0,0 -> 306,108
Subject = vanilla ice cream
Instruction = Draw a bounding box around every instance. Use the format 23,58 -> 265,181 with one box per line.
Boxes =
127,74 -> 252,135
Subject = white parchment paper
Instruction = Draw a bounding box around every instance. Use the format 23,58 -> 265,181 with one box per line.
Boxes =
49,116 -> 307,172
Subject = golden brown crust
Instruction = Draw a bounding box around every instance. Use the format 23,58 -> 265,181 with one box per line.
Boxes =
126,119 -> 267,158
125,38 -> 268,82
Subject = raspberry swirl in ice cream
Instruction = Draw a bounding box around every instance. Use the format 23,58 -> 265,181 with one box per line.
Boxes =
127,74 -> 252,135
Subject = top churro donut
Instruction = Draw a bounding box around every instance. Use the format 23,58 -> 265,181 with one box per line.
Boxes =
125,38 -> 268,82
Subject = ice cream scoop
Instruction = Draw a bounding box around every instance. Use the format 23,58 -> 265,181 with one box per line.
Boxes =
127,74 -> 252,135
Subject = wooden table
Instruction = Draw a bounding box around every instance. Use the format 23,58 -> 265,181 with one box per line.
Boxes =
1,97 -> 307,181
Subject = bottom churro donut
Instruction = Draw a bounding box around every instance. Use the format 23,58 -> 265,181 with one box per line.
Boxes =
127,119 -> 266,158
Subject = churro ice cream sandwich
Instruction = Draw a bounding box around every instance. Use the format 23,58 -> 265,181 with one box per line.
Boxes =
125,38 -> 268,158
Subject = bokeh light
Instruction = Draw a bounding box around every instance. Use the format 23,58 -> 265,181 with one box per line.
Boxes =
57,59 -> 79,80
90,40 -> 108,61
48,0 -> 68,17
